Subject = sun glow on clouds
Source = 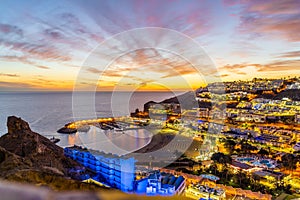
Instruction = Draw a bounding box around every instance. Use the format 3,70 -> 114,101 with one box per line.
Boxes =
79,48 -> 207,91
0,0 -> 299,91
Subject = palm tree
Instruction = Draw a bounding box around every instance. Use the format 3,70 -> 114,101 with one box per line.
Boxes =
211,152 -> 232,180
241,142 -> 257,154
223,139 -> 236,154
250,173 -> 260,191
281,154 -> 297,174
257,148 -> 269,157
211,152 -> 232,165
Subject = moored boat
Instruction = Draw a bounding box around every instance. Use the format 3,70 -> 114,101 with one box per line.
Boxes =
49,136 -> 60,143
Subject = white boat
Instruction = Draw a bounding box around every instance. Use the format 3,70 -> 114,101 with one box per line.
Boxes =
50,136 -> 60,144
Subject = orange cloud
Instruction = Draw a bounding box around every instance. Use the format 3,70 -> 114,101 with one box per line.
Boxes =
86,49 -> 194,77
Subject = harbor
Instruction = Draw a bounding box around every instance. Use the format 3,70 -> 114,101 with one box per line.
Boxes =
57,117 -> 149,134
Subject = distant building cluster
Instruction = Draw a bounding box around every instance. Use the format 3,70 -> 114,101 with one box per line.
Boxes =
205,78 -> 285,93
288,80 -> 300,89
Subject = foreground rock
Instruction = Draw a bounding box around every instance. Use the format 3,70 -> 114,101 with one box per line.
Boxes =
0,116 -> 107,191
1,116 -> 77,175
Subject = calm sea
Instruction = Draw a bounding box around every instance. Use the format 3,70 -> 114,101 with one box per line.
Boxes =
0,91 -> 178,154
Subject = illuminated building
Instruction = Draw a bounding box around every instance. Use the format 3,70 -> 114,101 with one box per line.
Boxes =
185,184 -> 226,200
64,145 -> 136,192
135,171 -> 185,196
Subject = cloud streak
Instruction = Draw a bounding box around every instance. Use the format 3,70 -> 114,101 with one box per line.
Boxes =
276,50 -> 300,58
86,48 -> 200,80
0,73 -> 19,77
77,0 -> 215,37
226,0 -> 300,42
35,65 -> 50,70
0,81 -> 35,90
0,23 -> 23,37
221,59 -> 300,73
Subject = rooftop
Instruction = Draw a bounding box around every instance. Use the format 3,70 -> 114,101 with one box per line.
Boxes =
148,171 -> 184,190
231,161 -> 253,170
65,145 -> 134,160
189,184 -> 225,197
253,170 -> 284,179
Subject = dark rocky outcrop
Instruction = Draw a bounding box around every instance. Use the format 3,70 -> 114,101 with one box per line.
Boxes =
0,116 -> 108,191
0,146 -> 31,174
0,116 -> 78,176
7,116 -> 31,134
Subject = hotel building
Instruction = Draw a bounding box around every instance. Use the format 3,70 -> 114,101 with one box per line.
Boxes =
64,145 -> 136,192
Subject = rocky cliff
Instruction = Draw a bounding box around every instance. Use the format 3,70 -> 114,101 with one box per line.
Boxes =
0,116 -> 106,191
0,116 -> 78,175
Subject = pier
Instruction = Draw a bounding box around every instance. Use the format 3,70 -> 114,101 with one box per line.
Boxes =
57,117 -> 149,134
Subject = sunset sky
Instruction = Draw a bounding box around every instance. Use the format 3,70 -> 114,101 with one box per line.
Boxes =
0,0 -> 299,91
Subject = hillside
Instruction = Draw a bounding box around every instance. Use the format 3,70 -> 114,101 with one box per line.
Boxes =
273,89 -> 300,101
144,91 -> 199,112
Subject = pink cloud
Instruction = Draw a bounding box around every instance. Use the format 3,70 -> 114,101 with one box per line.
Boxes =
1,40 -> 71,62
276,50 -> 300,58
36,65 -> 50,70
221,59 -> 300,73
79,0 -> 213,38
247,0 -> 300,15
0,24 -> 23,36
225,0 -> 300,42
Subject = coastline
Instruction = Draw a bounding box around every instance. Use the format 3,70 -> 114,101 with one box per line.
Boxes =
56,121 -> 202,160
57,125 -> 154,155
132,128 -> 203,165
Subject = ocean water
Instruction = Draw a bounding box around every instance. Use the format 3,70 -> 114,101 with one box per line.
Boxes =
0,91 -> 178,154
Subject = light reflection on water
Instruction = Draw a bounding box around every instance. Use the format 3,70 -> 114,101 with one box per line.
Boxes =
59,126 -> 153,155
